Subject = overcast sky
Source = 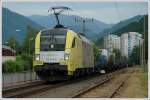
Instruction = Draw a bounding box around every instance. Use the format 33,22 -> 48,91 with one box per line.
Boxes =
3,2 -> 148,24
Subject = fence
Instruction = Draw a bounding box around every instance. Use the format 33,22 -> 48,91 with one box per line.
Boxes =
2,69 -> 39,88
2,52 -> 42,88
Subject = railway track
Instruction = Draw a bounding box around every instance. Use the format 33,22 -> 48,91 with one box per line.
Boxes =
28,69 -> 126,98
109,70 -> 134,98
71,76 -> 113,98
3,73 -> 102,98
72,69 -> 134,98
3,68 -> 127,98
3,80 -> 42,91
3,80 -> 71,98
3,80 -> 45,98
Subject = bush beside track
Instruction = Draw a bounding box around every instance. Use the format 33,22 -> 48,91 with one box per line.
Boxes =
2,53 -> 33,73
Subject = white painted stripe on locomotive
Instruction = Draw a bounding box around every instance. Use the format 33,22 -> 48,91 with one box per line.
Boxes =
40,51 -> 64,63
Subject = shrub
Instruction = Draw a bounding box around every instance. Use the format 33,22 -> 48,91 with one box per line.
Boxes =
3,54 -> 33,73
16,60 -> 25,72
3,56 -> 25,73
3,60 -> 18,73
16,55 -> 22,61
20,53 -> 33,70
15,55 -> 24,71
21,53 -> 32,62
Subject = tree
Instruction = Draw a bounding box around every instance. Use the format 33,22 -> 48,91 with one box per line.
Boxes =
111,15 -> 148,63
7,36 -> 20,54
22,25 -> 39,54
93,43 -> 101,61
129,46 -> 140,65
112,49 -> 121,59
7,36 -> 15,49
95,37 -> 104,48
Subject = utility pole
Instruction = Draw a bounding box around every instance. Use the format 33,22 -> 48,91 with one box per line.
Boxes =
13,39 -> 16,56
141,15 -> 145,68
29,37 -> 34,55
75,18 -> 93,34
143,15 -> 146,69
143,16 -> 145,65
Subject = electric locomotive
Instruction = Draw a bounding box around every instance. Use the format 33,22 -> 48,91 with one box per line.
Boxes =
33,7 -> 128,81
33,7 -> 94,81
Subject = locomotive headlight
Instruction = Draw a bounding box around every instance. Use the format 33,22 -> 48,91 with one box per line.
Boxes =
64,53 -> 70,60
35,55 -> 40,60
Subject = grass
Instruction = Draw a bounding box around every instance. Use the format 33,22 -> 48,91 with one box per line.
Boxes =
140,70 -> 148,97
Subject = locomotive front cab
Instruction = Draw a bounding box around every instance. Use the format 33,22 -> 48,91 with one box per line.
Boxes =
33,28 -> 77,80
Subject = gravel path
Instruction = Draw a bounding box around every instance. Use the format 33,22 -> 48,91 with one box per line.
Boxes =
114,68 -> 147,98
27,75 -> 110,98
78,67 -> 147,98
79,68 -> 133,98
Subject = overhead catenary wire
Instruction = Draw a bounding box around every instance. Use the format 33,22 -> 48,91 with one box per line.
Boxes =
48,7 -> 73,26
113,0 -> 121,61
89,1 -> 122,42
75,18 -> 93,35
71,4 -> 103,38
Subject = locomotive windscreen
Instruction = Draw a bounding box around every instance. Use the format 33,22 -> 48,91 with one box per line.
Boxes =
40,29 -> 67,51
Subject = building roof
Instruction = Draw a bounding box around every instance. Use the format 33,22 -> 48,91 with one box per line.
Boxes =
2,45 -> 15,52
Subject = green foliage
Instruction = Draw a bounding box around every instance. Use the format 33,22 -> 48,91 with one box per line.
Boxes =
16,56 -> 25,71
3,58 -> 24,73
15,60 -> 24,72
111,15 -> 148,63
93,43 -> 101,61
95,37 -> 104,48
20,53 -> 32,61
3,54 -> 33,73
3,60 -> 18,73
140,71 -> 148,97
2,8 -> 43,44
7,36 -> 15,49
96,15 -> 148,64
20,53 -> 33,70
111,15 -> 148,36
112,49 -> 121,59
6,36 -> 20,54
22,25 -> 39,54
129,46 -> 140,65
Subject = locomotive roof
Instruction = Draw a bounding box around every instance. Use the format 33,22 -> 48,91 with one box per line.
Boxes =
40,28 -> 93,45
41,28 -> 68,35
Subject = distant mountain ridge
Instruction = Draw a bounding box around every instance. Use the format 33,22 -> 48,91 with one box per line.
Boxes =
2,8 -> 44,44
29,14 -> 143,40
96,15 -> 147,48
93,15 -> 143,40
109,15 -> 143,34
111,15 -> 147,35
29,14 -> 113,39
2,7 -> 145,45
96,15 -> 148,62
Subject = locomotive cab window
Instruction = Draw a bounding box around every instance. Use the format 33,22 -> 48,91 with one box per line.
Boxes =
72,38 -> 76,48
